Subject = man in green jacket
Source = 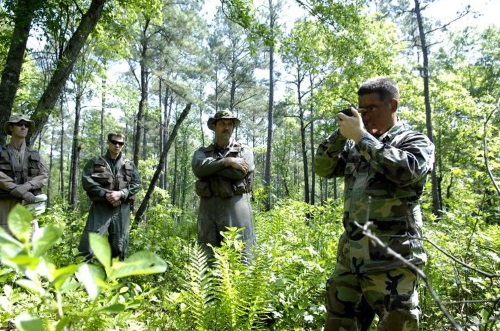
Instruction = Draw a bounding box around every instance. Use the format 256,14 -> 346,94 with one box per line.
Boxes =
0,114 -> 48,234
315,77 -> 435,331
192,110 -> 255,263
79,132 -> 141,261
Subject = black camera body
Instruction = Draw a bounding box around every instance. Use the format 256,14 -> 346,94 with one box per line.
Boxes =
339,107 -> 354,117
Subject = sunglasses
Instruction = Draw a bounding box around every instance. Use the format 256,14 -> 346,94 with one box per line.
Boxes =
14,122 -> 30,128
109,139 -> 125,146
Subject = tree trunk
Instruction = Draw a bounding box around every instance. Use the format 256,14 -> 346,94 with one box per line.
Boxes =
414,0 -> 442,216
172,140 -> 178,206
47,123 -> 55,207
300,115 -> 310,204
27,0 -> 108,146
159,80 -> 165,188
59,99 -> 65,203
164,90 -> 172,190
180,135 -> 189,210
69,94 -> 82,207
100,63 -> 107,155
264,0 -> 276,211
0,0 -> 41,145
133,18 -> 151,166
310,110 -> 315,205
134,103 -> 191,224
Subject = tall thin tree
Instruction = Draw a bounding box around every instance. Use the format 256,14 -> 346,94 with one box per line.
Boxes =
413,0 -> 442,216
264,0 -> 277,211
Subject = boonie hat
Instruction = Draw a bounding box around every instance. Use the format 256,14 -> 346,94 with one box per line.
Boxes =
4,114 -> 35,135
207,110 -> 241,131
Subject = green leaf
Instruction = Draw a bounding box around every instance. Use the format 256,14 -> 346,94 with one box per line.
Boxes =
16,279 -> 45,296
14,314 -> 43,331
31,226 -> 62,257
52,264 -> 78,290
100,303 -> 126,313
76,263 -> 104,300
8,205 -> 33,243
9,255 -> 41,269
89,233 -> 111,270
109,251 -> 167,280
55,316 -> 70,331
0,226 -> 22,246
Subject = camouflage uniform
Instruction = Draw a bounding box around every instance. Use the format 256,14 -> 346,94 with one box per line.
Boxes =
315,122 -> 434,331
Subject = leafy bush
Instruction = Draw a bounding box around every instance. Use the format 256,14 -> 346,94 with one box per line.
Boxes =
0,205 -> 167,330
1,197 -> 499,330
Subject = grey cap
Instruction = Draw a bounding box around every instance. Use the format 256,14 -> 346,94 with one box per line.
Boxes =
4,114 -> 35,135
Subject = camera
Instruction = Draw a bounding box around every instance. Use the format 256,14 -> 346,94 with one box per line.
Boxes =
338,107 -> 354,117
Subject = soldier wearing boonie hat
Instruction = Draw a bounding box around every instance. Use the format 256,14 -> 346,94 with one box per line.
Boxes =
0,114 -> 48,234
192,110 -> 255,264
206,109 -> 241,130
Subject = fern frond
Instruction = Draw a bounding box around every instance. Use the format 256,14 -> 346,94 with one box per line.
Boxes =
180,244 -> 216,331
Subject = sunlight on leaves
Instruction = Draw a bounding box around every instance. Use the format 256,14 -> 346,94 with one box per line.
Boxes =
109,251 -> 167,280
8,205 -> 33,243
89,233 -> 111,271
14,314 -> 43,331
31,226 -> 62,257
76,263 -> 104,300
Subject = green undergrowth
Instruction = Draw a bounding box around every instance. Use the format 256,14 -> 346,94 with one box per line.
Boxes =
1,198 -> 499,330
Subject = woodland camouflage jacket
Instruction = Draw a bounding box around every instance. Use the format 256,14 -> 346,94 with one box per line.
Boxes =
315,122 -> 435,273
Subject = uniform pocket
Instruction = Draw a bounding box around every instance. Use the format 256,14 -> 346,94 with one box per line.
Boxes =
93,159 -> 107,173
195,180 -> 212,197
91,173 -> 113,186
368,218 -> 411,261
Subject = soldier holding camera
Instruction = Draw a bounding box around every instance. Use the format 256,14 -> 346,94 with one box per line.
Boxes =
315,77 -> 435,331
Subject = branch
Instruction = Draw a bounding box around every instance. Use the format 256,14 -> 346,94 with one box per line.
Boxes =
483,98 -> 500,196
423,238 -> 500,279
133,103 -> 192,224
354,221 -> 464,331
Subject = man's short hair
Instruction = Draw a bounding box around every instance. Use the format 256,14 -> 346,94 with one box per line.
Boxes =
107,132 -> 126,141
358,77 -> 400,102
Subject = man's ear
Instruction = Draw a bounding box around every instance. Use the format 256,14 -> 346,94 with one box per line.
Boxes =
390,99 -> 398,112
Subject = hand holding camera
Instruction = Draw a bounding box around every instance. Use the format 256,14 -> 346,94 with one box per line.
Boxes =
339,107 -> 354,117
336,106 -> 365,142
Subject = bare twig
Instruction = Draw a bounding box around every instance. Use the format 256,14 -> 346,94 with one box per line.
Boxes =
441,298 -> 500,305
354,221 -> 464,331
423,238 -> 500,279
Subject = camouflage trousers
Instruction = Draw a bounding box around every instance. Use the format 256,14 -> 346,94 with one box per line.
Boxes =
324,266 -> 420,331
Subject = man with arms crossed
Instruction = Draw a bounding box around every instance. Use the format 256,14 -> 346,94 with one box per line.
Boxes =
192,110 -> 255,263
0,114 -> 48,234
